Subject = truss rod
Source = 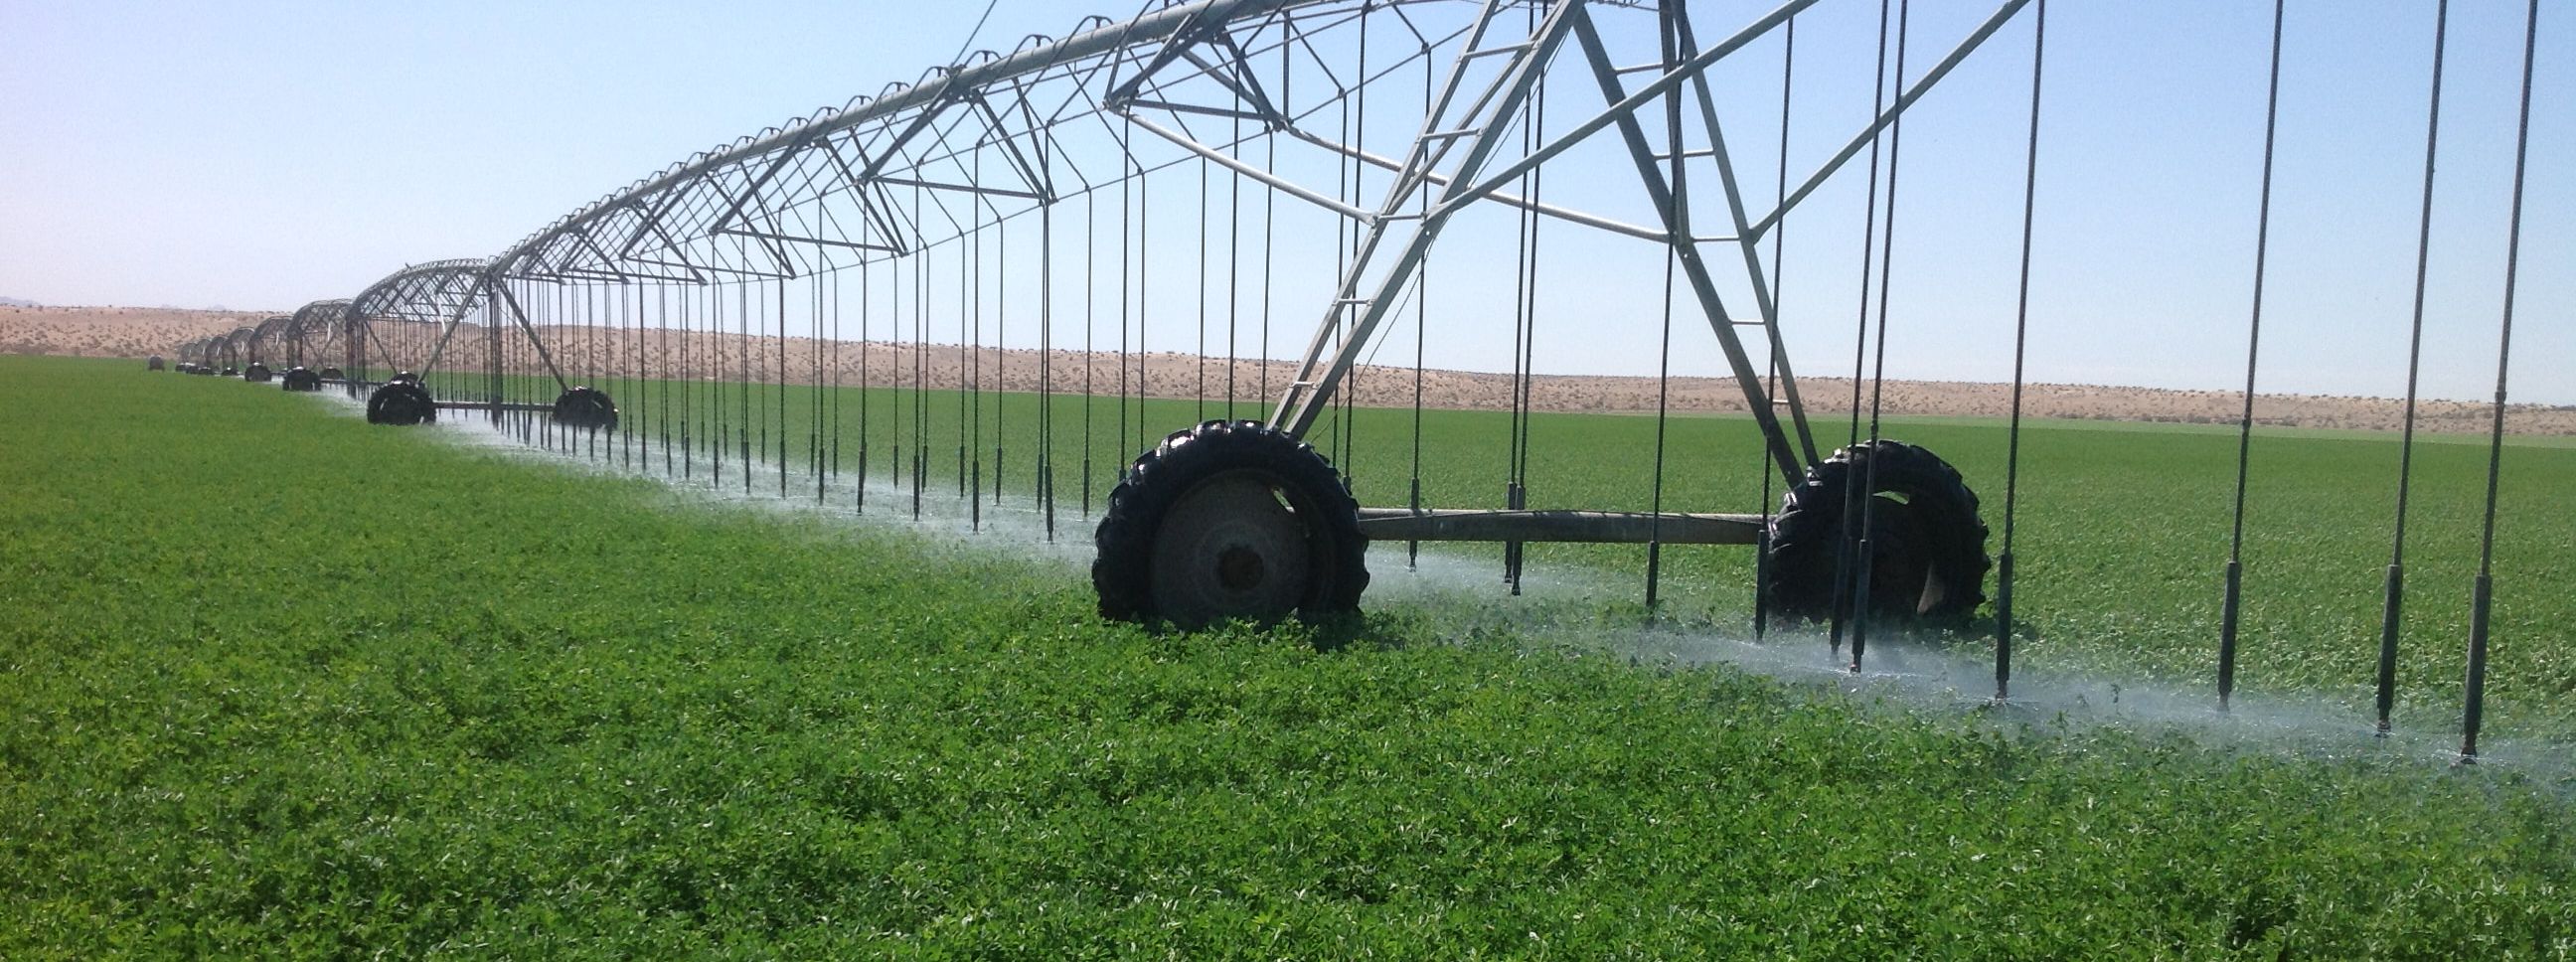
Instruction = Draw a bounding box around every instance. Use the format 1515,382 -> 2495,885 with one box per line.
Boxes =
1745,0 -> 2034,240
1569,6 -> 1803,487
1119,110 -> 1375,220
1270,0 -> 1581,437
1443,0 -> 1828,219
489,280 -> 573,394
1285,126 -> 1665,240
417,274 -> 496,378
1673,5 -> 1819,464
491,0 -> 1325,277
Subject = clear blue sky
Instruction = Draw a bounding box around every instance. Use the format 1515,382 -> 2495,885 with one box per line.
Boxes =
1,0 -> 2564,402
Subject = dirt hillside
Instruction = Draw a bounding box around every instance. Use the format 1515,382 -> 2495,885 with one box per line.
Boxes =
1,305 -> 275,361
9,304 -> 2568,435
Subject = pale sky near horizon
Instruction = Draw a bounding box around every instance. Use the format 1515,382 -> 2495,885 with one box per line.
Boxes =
1,0 -> 2566,403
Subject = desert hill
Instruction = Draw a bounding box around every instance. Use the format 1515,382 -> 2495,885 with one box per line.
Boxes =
7,304 -> 2568,436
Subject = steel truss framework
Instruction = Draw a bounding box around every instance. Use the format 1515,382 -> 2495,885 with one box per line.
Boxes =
326,0 -> 2032,480
182,0 -> 2559,757
243,315 -> 290,368
336,259 -> 498,386
293,0 -> 2039,590
286,299 -> 352,372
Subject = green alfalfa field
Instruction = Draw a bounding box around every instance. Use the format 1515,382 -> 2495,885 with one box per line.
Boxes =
416,354 -> 2576,735
4,353 -> 2573,957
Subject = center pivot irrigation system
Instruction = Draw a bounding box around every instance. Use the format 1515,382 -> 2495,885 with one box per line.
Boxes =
174,0 -> 2552,758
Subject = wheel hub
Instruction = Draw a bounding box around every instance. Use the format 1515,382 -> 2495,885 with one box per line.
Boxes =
1216,545 -> 1267,592
1149,473 -> 1309,627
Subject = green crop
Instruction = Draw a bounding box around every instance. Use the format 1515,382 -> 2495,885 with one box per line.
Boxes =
435,359 -> 2575,736
4,354 -> 2572,958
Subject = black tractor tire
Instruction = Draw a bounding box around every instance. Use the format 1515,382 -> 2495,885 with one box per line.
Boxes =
318,367 -> 346,382
552,386 -> 619,431
219,366 -> 239,378
1764,439 -> 1990,626
242,363 -> 272,383
281,367 -> 322,392
147,356 -> 166,372
1093,420 -> 1369,629
366,382 -> 436,426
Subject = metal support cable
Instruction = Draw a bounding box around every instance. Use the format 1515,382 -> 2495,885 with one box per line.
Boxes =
955,214 -> 969,502
777,276 -> 790,498
1852,0 -> 1913,676
1755,12 -> 1796,643
589,281 -> 601,458
1139,139 -> 1153,460
2220,0 -> 2289,714
2378,0 -> 2451,734
1334,3 -> 1372,478
735,278 -> 747,485
1645,0 -> 1685,610
859,265 -> 871,513
568,283 -> 581,452
1226,108 -> 1243,421
1503,20 -> 1548,596
627,281 -> 640,470
1260,94 -> 1277,411
1505,42 -> 1535,592
995,156 -> 1009,509
1198,152 -> 1211,422
1995,0 -> 2046,703
1082,186 -> 1096,517
815,273 -> 828,502
679,282 -> 693,479
1042,192 -> 1057,540
964,194 -> 979,520
1408,44 -> 1432,572
2462,0 -> 2538,764
658,286 -> 672,475
1504,77 -> 1545,585
903,214 -> 919,502
1830,0 -> 1898,660
1117,141 -> 1134,473
915,187 -> 931,519
894,217 -> 908,500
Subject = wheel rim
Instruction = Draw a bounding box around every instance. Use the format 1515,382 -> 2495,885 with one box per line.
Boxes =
554,388 -> 616,429
1148,470 -> 1311,627
1863,497 -> 1937,616
370,384 -> 433,424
